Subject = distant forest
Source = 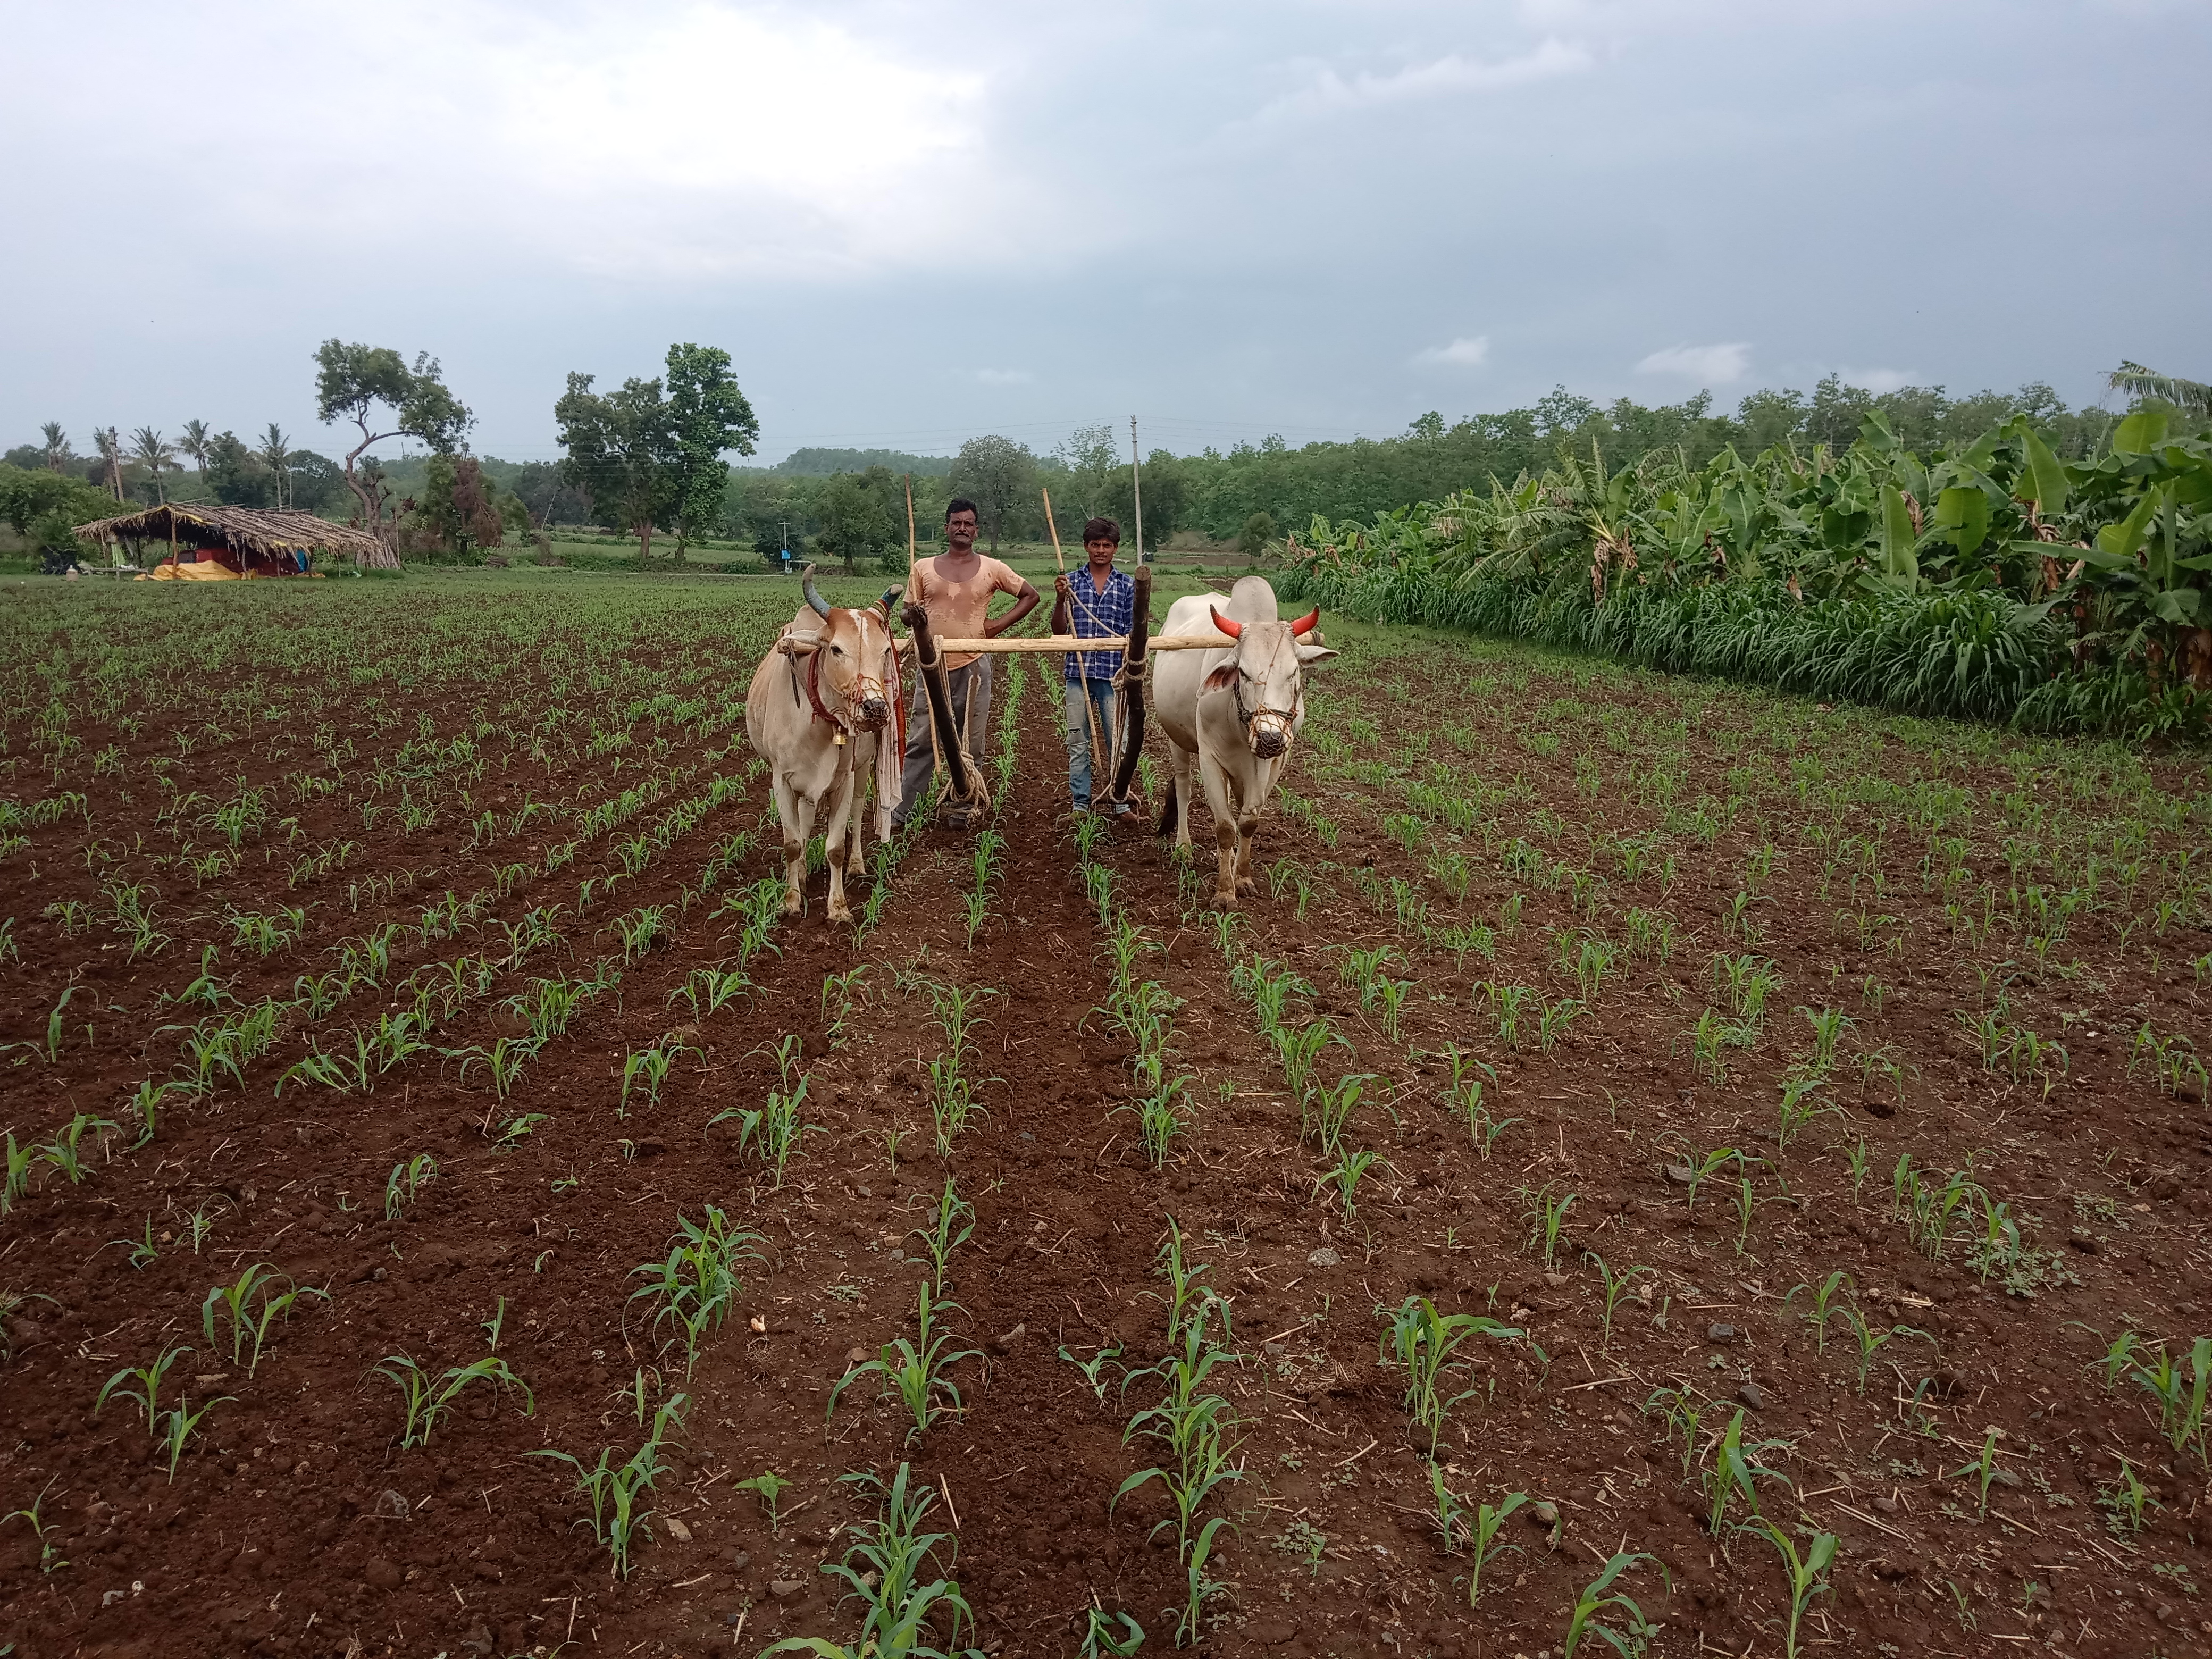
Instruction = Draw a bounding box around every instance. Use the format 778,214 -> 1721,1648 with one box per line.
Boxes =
5,373 -> 2133,567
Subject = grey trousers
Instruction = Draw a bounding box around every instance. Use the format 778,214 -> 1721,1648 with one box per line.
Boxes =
894,656 -> 993,827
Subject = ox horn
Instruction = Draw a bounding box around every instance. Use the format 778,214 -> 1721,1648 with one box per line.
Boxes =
1208,605 -> 1243,640
801,564 -> 833,619
875,586 -> 901,617
1288,607 -> 1321,636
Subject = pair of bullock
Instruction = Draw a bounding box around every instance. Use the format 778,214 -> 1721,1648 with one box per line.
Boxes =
743,569 -> 1335,919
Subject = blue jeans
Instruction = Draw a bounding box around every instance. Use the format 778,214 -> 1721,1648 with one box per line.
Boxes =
1065,677 -> 1120,809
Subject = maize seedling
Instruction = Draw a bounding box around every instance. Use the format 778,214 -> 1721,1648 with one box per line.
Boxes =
1583,1253 -> 1656,1350
1946,1427 -> 2006,1520
1736,1515 -> 1836,1659
760,1462 -> 978,1658
386,1153 -> 439,1220
1378,1295 -> 1525,1453
734,1469 -> 791,1534
529,1395 -> 688,1580
378,1353 -> 534,1449
827,1281 -> 983,1445
201,1264 -> 327,1375
711,1034 -> 818,1186
95,1344 -> 193,1431
626,1208 -> 762,1379
1561,1550 -> 1666,1658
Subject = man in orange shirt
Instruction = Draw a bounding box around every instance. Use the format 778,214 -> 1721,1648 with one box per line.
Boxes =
894,497 -> 1040,830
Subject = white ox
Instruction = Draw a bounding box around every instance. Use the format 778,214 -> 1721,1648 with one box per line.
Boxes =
744,571 -> 903,923
1153,575 -> 1335,907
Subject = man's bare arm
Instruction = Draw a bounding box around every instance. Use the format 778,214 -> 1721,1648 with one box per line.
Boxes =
986,579 -> 1042,637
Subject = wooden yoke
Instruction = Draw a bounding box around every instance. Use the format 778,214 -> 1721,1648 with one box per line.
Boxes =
901,600 -> 987,815
1105,563 -> 1154,806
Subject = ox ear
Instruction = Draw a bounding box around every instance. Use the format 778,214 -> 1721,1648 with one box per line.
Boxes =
775,635 -> 821,658
1203,663 -> 1239,692
1294,643 -> 1337,667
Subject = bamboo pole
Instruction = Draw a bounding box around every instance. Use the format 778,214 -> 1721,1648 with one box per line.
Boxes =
1130,416 -> 1145,565
1042,486 -> 1107,784
903,634 -> 1225,653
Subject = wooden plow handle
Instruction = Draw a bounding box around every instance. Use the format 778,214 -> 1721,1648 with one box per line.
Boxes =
901,601 -> 986,814
1107,565 -> 1154,807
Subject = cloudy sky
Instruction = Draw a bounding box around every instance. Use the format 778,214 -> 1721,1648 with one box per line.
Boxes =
5,0 -> 2208,463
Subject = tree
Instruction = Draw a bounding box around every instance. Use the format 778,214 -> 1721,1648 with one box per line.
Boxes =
1104,449 -> 1187,555
39,422 -> 69,473
949,434 -> 1037,553
2110,360 -> 2212,421
1237,510 -> 1277,556
29,507 -> 90,574
663,342 -> 758,554
554,371 -> 678,564
815,466 -> 901,574
177,419 -> 213,476
257,424 -> 292,508
205,431 -> 273,507
129,428 -> 176,504
1806,375 -> 1876,453
93,426 -> 124,502
1052,424 -> 1120,519
0,464 -> 123,539
507,460 -> 591,530
313,339 -> 474,566
287,451 -> 343,514
452,457 -> 505,551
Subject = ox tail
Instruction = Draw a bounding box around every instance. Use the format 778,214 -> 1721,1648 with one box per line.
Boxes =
1155,775 -> 1178,839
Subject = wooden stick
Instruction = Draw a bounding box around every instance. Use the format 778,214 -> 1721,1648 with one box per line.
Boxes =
901,602 -> 981,810
1107,564 -> 1154,804
904,473 -> 916,569
1042,487 -> 1106,783
914,634 -> 1225,653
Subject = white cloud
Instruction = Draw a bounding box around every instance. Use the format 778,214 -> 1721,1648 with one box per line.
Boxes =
1636,342 -> 1752,383
974,369 -> 1035,386
1416,336 -> 1492,368
1837,366 -> 1917,393
23,0 -> 1016,284
1260,39 -> 1592,120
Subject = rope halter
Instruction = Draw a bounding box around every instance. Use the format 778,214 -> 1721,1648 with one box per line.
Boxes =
1209,605 -> 1320,760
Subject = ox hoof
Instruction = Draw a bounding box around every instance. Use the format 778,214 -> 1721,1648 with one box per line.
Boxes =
1212,892 -> 1240,911
827,906 -> 854,925
781,893 -> 802,917
1236,877 -> 1258,895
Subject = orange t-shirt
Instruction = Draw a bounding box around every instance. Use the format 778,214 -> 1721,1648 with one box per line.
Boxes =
904,555 -> 1027,668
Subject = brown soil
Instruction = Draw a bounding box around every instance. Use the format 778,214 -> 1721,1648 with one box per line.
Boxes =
3,580 -> 2210,1659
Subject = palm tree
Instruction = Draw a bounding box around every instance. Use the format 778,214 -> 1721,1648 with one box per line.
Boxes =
178,419 -> 213,476
257,423 -> 293,509
93,426 -> 125,501
130,427 -> 177,504
39,422 -> 68,473
2110,361 -> 2212,420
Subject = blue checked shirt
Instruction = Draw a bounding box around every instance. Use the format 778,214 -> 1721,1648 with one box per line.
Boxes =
1063,567 -> 1136,683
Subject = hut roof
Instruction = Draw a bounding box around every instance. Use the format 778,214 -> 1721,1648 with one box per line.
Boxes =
71,503 -> 384,561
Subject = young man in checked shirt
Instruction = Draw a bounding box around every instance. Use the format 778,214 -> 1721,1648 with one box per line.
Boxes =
1050,516 -> 1136,817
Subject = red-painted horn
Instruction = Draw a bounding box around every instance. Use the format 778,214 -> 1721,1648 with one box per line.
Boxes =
1288,607 -> 1321,636
1209,605 -> 1242,640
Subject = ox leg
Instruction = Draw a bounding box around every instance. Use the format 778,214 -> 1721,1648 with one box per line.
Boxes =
1167,741 -> 1196,851
1197,750 -> 1241,908
847,762 -> 871,879
775,774 -> 814,917
822,767 -> 857,925
1235,810 -> 1261,895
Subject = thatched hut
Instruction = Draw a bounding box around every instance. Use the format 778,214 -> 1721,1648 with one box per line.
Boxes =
70,503 -> 387,579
